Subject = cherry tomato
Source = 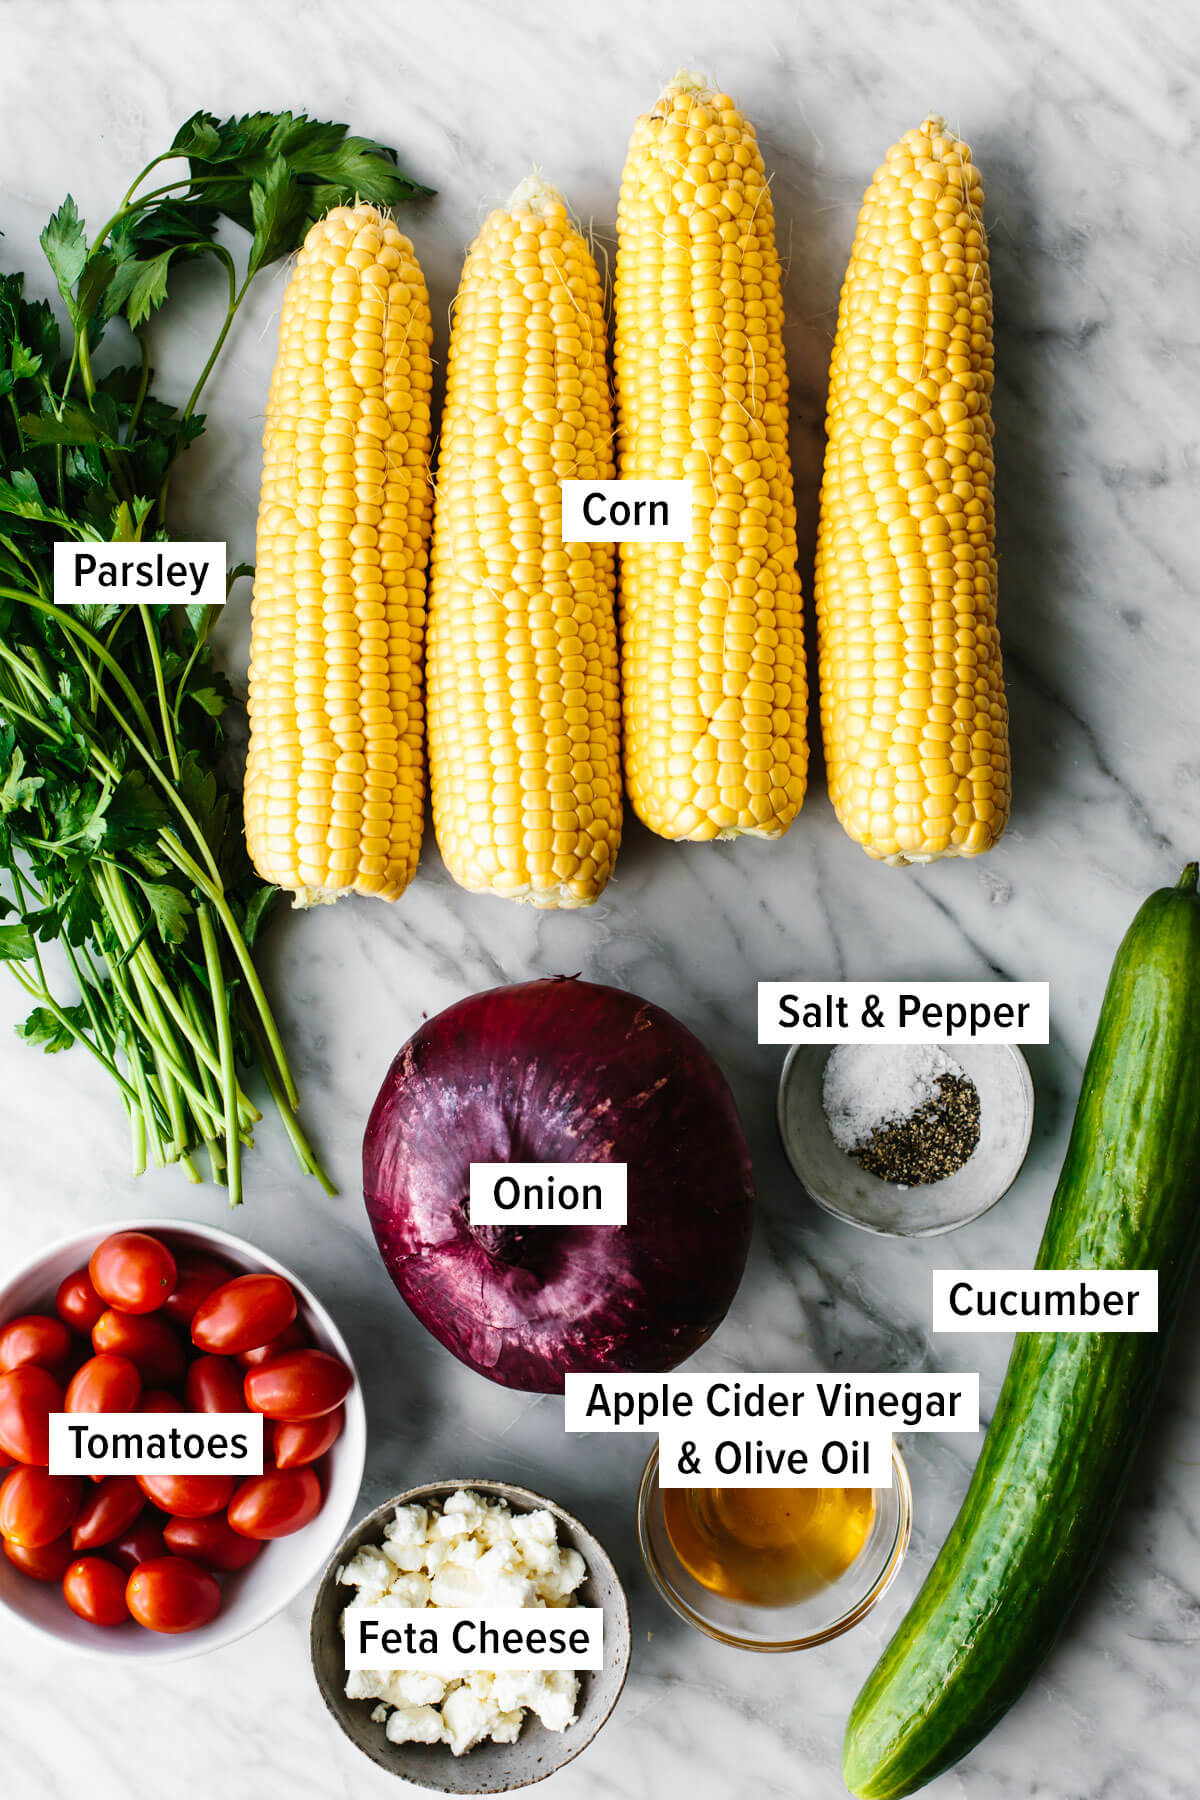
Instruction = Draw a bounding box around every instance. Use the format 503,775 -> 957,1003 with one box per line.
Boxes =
107,1516 -> 167,1571
92,1311 -> 185,1386
3,1531 -> 75,1582
243,1349 -> 351,1421
272,1406 -> 344,1470
0,1467 -> 83,1546
136,1471 -> 235,1519
184,1355 -> 247,1414
71,1475 -> 145,1551
0,1313 -> 72,1373
88,1232 -> 177,1316
238,1319 -> 311,1368
191,1274 -> 297,1355
63,1556 -> 130,1627
55,1268 -> 106,1335
164,1512 -> 263,1572
227,1467 -> 322,1539
162,1253 -> 235,1328
138,1388 -> 183,1413
126,1556 -> 221,1633
0,1364 -> 62,1464
65,1353 -> 141,1414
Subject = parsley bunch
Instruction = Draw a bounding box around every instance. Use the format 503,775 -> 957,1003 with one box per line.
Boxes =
0,112 -> 431,1202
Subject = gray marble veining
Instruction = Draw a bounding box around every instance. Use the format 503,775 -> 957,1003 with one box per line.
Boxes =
1,2 -> 1198,1796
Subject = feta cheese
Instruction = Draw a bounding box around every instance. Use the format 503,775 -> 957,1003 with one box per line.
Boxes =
339,1488 -> 587,1756
384,1704 -> 443,1746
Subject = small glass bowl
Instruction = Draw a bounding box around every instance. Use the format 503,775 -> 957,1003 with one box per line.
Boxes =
635,1443 -> 911,1652
777,1042 -> 1034,1237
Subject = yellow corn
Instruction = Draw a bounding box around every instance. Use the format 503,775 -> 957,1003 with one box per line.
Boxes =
427,178 -> 622,908
245,204 -> 433,906
815,117 -> 1009,865
614,72 -> 807,842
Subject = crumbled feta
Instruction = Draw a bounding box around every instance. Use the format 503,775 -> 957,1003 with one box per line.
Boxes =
340,1488 -> 586,1756
384,1704 -> 444,1746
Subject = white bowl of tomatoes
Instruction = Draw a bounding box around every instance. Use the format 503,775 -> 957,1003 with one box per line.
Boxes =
0,1220 -> 366,1660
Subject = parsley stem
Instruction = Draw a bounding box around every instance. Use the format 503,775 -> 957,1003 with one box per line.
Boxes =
199,903 -> 241,1207
158,833 -> 300,1111
246,1012 -> 336,1196
3,596 -> 224,888
139,610 -> 182,781
4,959 -> 138,1102
122,1023 -> 166,1169
11,594 -> 162,754
98,860 -> 256,1121
128,1097 -> 147,1179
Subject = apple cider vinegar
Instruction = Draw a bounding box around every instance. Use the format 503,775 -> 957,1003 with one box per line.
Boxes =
662,1485 -> 875,1606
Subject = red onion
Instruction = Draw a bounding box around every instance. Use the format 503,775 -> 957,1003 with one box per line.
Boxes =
363,977 -> 755,1393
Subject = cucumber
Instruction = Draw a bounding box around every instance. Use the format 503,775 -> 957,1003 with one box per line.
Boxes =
843,865 -> 1200,1799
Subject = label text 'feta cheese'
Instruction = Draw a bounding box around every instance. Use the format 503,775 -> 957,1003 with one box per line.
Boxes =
343,1606 -> 604,1671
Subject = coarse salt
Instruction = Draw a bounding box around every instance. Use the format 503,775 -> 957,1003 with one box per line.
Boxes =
821,1044 -> 963,1153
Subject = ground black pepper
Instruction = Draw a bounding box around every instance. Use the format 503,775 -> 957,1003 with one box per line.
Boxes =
850,1072 -> 981,1185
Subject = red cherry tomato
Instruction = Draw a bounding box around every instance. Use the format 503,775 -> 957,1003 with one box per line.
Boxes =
0,1313 -> 72,1373
91,1311 -> 185,1386
191,1274 -> 297,1355
88,1232 -> 177,1316
63,1556 -> 130,1627
0,1467 -> 83,1546
65,1353 -> 141,1414
164,1512 -> 263,1572
227,1467 -> 322,1539
3,1531 -> 75,1582
137,1388 -> 183,1413
243,1349 -> 351,1421
136,1471 -> 235,1519
272,1406 -> 344,1470
126,1555 -> 221,1633
238,1319 -> 311,1368
70,1475 -> 145,1551
162,1253 -> 235,1328
0,1364 -> 62,1464
55,1268 -> 106,1335
107,1516 -> 167,1571
184,1355 -> 247,1414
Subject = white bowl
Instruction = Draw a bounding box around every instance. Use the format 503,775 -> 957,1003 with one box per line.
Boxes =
0,1218 -> 366,1661
777,1043 -> 1035,1236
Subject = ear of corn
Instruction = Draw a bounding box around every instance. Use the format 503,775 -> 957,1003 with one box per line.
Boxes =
245,204 -> 433,907
614,72 -> 808,844
815,117 -> 1009,866
427,178 -> 622,908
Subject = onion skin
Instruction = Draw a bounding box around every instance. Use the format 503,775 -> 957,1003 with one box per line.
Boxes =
363,977 -> 755,1393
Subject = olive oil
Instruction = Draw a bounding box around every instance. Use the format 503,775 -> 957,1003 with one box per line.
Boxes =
662,1485 -> 875,1606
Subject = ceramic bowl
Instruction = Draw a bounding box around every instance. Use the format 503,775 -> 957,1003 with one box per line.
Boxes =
777,1042 -> 1035,1236
310,1479 -> 631,1791
0,1218 -> 366,1661
636,1441 -> 911,1651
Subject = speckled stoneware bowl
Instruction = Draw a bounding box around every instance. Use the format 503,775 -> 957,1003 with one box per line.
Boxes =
777,1041 -> 1035,1236
310,1479 -> 631,1792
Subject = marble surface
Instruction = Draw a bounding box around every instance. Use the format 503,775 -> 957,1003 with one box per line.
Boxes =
1,2 -> 1198,1796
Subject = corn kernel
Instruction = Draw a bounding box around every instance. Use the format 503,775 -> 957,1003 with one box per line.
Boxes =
426,179 -> 622,909
245,206 -> 433,905
814,119 -> 1009,865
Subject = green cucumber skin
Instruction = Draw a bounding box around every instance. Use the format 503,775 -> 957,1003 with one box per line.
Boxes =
842,869 -> 1200,1800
